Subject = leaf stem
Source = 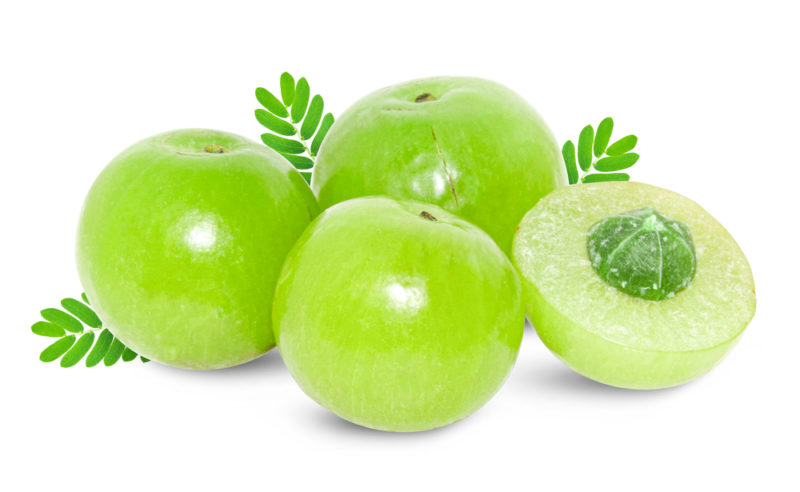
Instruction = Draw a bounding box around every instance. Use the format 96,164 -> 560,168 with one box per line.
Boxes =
279,101 -> 315,161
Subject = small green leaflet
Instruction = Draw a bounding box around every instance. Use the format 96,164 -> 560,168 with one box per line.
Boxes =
254,110 -> 295,136
594,153 -> 639,172
32,295 -> 149,367
291,78 -> 310,124
255,72 -> 336,184
40,336 -> 76,362
255,88 -> 287,118
283,154 -> 314,170
577,125 -> 594,172
262,134 -> 306,154
122,347 -> 139,362
61,297 -> 101,328
562,117 -> 639,185
280,72 -> 295,106
311,114 -> 334,156
61,332 -> 95,368
606,135 -> 637,156
582,172 -> 631,183
301,96 -> 324,140
32,321 -> 65,337
562,141 -> 578,185
41,308 -> 83,333
594,117 -> 613,157
104,338 -> 126,366
86,329 -> 113,367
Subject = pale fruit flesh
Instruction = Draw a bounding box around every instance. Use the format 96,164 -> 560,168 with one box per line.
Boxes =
512,182 -> 756,389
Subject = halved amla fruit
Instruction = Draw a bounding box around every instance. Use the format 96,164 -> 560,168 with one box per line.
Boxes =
512,182 -> 756,389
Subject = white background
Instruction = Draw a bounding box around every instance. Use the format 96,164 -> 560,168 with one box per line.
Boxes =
2,1 -> 798,490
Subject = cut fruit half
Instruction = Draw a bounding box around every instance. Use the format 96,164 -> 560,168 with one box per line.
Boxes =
512,182 -> 755,389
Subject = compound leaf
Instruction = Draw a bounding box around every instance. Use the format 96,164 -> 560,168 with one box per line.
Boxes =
61,298 -> 101,328
562,140 -> 579,185
310,113 -> 335,156
255,87 -> 288,118
577,125 -> 594,171
565,118 -> 639,184
254,72 -> 337,174
291,77 -> 310,123
61,331 -> 95,368
40,308 -> 83,334
594,117 -> 614,157
606,135 -> 638,156
280,72 -> 295,106
86,329 -> 114,367
32,321 -> 65,338
40,335 -> 76,362
33,294 -> 151,368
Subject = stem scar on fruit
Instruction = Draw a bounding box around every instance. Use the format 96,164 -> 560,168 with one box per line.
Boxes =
414,93 -> 437,103
203,144 -> 227,153
419,211 -> 438,221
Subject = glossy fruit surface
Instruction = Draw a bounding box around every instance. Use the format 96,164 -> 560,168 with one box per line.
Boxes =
312,76 -> 566,254
273,197 -> 524,431
77,129 -> 318,369
512,182 -> 756,389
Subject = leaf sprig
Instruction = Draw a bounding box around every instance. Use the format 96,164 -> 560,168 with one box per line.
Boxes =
255,72 -> 335,183
32,293 -> 148,367
562,117 -> 639,184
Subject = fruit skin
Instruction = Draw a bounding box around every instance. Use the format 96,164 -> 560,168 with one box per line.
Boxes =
522,281 -> 744,389
76,129 -> 319,369
312,76 -> 567,254
273,197 -> 524,431
512,182 -> 756,389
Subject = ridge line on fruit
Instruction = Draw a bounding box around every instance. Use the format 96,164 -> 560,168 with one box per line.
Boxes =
430,125 -> 459,206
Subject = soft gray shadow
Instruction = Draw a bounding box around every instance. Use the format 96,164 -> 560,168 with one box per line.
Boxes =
149,348 -> 287,377
223,349 -> 286,373
527,360 -> 690,399
303,403 -> 465,439
524,317 -> 538,335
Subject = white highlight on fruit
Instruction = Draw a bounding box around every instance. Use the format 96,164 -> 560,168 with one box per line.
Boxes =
386,282 -> 425,312
185,216 -> 219,252
431,173 -> 448,198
